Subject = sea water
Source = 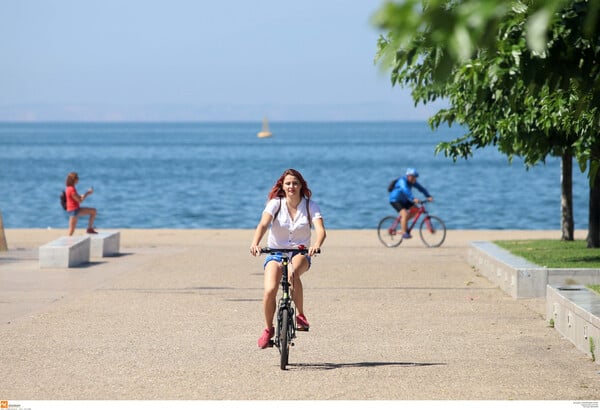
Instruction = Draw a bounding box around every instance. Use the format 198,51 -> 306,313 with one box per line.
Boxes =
0,122 -> 590,230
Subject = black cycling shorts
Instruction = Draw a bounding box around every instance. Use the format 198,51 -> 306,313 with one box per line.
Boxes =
390,199 -> 414,212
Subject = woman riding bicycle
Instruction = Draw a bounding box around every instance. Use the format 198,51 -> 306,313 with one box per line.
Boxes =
389,168 -> 433,239
250,169 -> 327,349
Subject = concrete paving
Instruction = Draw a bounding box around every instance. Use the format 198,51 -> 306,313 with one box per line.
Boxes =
1,229 -> 599,400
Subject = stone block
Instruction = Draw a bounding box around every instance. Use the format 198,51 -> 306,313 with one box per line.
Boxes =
39,236 -> 90,268
89,231 -> 120,258
547,285 -> 600,363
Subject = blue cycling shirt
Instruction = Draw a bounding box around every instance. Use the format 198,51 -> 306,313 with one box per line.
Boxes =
389,175 -> 431,203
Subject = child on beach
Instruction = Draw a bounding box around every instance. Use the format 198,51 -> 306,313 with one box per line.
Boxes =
65,172 -> 98,236
250,168 -> 327,349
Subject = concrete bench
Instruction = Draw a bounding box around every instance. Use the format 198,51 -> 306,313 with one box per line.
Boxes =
89,231 -> 120,258
469,241 -> 600,298
39,236 -> 90,268
547,285 -> 600,363
468,241 -> 548,298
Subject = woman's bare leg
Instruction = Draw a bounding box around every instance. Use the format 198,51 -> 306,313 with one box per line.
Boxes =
262,261 -> 281,330
77,207 -> 97,229
68,216 -> 78,236
290,254 -> 310,316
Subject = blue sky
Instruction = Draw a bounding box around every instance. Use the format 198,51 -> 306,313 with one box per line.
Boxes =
0,1 -> 446,121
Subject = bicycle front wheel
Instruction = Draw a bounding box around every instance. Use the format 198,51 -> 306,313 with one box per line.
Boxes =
377,216 -> 403,247
279,309 -> 290,370
419,215 -> 446,247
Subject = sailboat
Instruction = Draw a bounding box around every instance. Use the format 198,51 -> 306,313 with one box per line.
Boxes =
257,117 -> 273,138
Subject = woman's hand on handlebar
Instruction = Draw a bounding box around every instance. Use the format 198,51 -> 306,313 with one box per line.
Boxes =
250,245 -> 261,256
308,246 -> 321,257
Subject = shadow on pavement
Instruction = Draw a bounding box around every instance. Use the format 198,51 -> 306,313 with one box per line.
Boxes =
292,361 -> 447,370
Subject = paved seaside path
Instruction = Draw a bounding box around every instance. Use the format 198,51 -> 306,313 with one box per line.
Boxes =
1,229 -> 598,400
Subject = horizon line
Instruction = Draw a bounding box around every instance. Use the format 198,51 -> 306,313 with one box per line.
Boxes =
0,119 -> 436,124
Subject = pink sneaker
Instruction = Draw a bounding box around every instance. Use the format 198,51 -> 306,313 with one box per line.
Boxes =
296,314 -> 310,331
258,327 -> 274,349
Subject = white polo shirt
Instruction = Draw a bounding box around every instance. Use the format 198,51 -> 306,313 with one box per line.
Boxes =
264,197 -> 322,248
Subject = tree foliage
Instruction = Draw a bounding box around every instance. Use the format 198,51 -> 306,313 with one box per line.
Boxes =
373,0 -> 600,81
373,0 -> 600,244
374,0 -> 600,169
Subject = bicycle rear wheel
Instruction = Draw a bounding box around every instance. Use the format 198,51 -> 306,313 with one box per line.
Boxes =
419,215 -> 446,247
279,309 -> 290,370
377,216 -> 403,247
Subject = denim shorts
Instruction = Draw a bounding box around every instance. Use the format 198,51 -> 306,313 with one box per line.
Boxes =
66,209 -> 80,217
264,252 -> 312,269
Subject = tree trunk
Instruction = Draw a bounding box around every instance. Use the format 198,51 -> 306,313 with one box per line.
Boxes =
561,154 -> 574,241
587,165 -> 600,248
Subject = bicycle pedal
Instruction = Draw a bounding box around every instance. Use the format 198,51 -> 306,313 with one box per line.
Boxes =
268,340 -> 275,347
296,327 -> 309,332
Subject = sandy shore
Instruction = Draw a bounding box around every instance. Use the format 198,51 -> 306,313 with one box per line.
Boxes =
1,228 -> 598,400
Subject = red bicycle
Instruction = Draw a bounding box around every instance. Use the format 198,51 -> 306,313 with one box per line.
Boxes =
377,199 -> 446,248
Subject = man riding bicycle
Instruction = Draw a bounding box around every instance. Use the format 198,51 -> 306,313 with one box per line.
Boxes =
389,168 -> 434,239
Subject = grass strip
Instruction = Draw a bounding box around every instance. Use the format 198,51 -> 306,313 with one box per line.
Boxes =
493,239 -> 600,269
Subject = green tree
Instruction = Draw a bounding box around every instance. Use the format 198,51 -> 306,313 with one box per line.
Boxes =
373,0 -> 599,80
374,0 -> 600,246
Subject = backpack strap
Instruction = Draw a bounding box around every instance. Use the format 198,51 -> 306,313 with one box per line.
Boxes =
273,197 -> 282,221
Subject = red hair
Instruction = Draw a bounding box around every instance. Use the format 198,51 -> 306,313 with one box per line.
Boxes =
267,169 -> 312,200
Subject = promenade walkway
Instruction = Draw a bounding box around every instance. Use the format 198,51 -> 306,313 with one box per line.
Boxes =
1,229 -> 598,400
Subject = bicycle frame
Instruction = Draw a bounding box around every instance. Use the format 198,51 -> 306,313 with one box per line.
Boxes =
390,203 -> 428,234
378,198 -> 446,248
276,251 -> 295,349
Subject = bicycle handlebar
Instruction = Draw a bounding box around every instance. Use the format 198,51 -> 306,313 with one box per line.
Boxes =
260,246 -> 321,255
414,198 -> 433,205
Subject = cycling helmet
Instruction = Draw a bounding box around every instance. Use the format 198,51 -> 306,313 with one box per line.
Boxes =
406,167 -> 419,177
